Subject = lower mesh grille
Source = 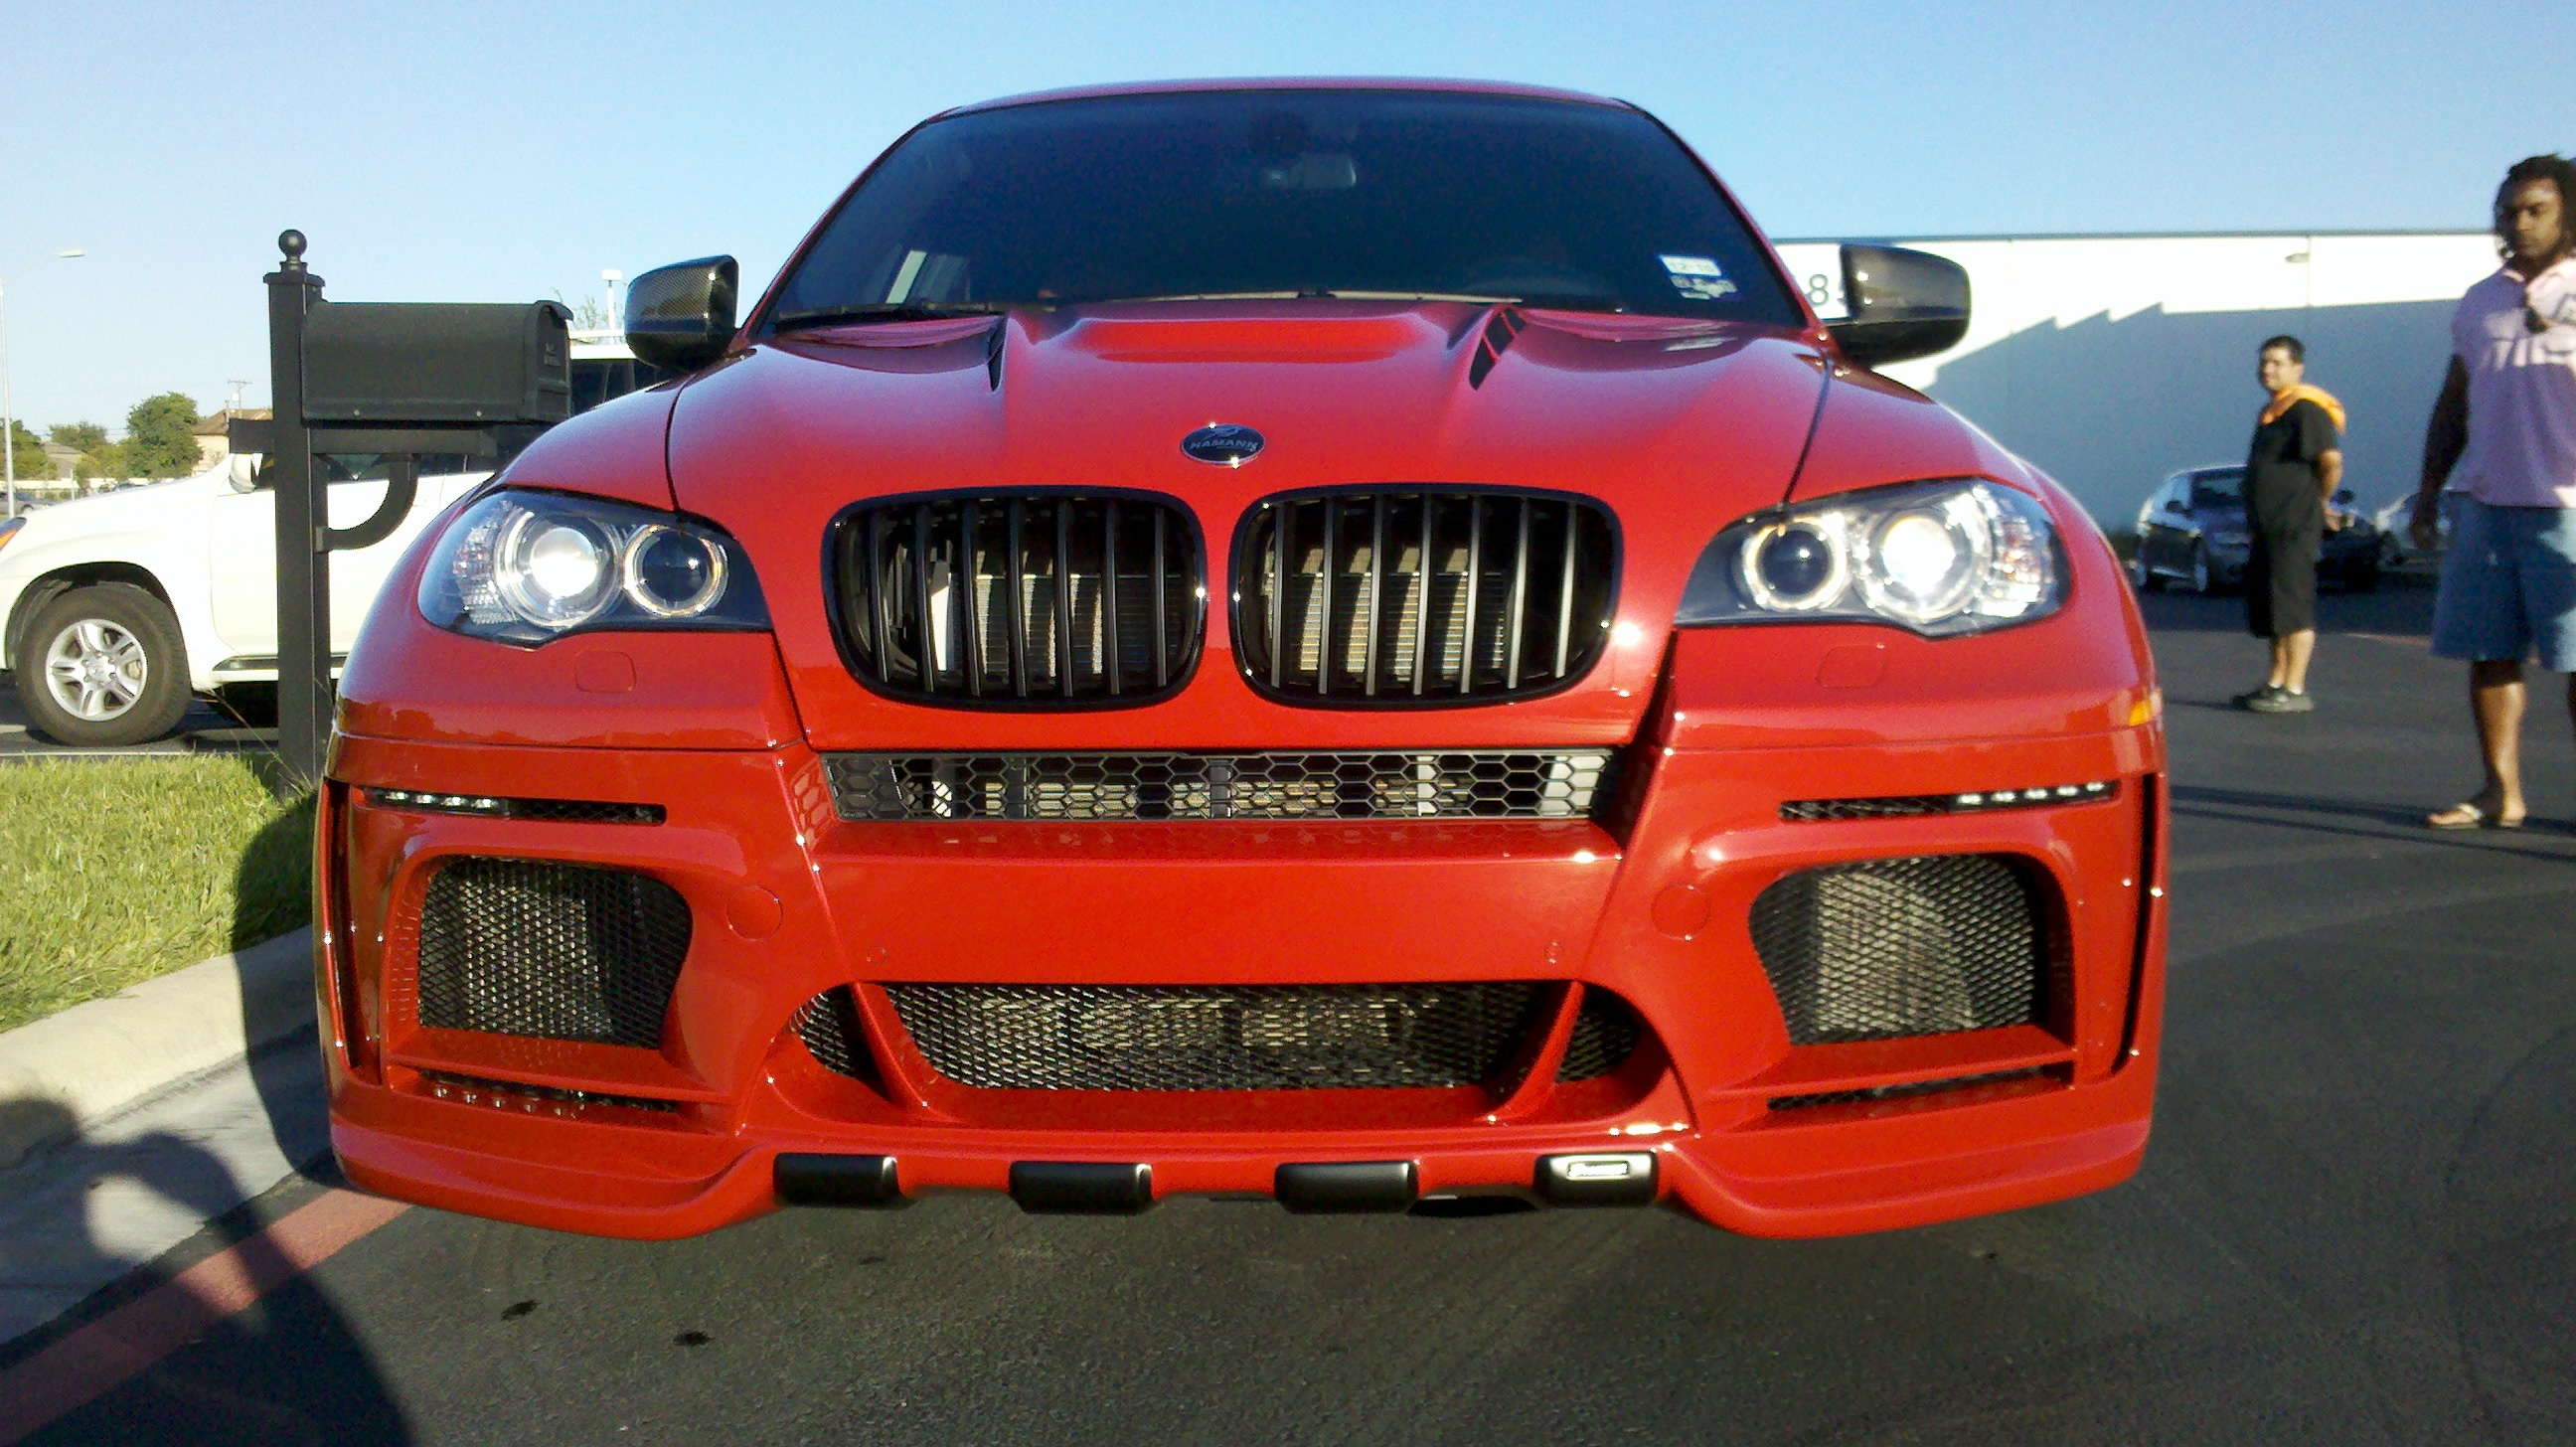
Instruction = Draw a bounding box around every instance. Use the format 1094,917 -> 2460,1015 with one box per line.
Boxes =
1748,855 -> 2046,1045
1555,989 -> 1644,1081
885,982 -> 1544,1091
415,858 -> 692,1047
794,987 -> 876,1081
826,750 -> 1613,822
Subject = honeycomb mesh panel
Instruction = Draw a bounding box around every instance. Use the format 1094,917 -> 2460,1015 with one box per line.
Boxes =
1555,988 -> 1645,1081
415,858 -> 692,1046
794,987 -> 876,1082
509,798 -> 665,824
827,750 -> 1613,822
885,983 -> 1546,1091
1748,855 -> 2046,1045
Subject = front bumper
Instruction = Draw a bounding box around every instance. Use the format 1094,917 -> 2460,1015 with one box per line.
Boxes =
319,695 -> 2168,1239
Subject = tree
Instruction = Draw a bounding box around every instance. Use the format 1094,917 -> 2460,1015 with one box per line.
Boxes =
48,422 -> 118,493
6,420 -> 46,485
49,421 -> 107,454
123,393 -> 201,480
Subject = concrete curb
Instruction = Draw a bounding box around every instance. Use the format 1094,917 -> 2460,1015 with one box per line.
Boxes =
0,929 -> 315,1168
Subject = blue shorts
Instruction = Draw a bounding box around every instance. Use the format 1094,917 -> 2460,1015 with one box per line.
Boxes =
2430,494 -> 2576,671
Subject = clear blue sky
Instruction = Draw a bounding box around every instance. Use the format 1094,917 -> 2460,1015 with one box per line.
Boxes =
4,0 -> 2565,432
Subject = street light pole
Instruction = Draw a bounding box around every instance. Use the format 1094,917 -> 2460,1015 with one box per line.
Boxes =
2,248 -> 86,519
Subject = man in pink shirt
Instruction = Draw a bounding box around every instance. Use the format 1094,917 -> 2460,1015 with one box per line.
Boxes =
2412,154 -> 2576,829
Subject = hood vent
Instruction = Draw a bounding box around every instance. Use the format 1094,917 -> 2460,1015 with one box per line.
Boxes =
831,491 -> 1204,708
1234,488 -> 1616,707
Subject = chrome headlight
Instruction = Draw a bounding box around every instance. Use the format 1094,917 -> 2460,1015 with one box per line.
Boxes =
1677,479 -> 2063,636
418,490 -> 768,645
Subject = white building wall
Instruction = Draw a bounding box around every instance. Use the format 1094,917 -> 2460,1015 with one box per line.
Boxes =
1777,233 -> 2500,524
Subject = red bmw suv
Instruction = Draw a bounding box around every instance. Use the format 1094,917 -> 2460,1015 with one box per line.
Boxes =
321,80 -> 2166,1237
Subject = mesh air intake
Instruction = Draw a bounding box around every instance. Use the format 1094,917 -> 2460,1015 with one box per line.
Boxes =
884,982 -> 1546,1091
1555,988 -> 1646,1081
824,750 -> 1614,821
415,858 -> 691,1047
1235,489 -> 1616,704
1748,855 -> 2047,1045
832,491 -> 1201,706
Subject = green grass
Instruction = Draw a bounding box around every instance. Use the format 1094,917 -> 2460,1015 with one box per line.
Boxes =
0,755 -> 312,1034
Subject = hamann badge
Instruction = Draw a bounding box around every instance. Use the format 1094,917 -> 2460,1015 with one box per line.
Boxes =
1181,424 -> 1264,466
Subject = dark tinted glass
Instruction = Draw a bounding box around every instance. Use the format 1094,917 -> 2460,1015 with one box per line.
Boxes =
768,90 -> 1798,326
2190,472 -> 2246,508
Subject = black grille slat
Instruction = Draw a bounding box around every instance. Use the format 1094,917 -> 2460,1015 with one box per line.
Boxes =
886,982 -> 1545,1091
826,750 -> 1615,822
1555,988 -> 1645,1081
1237,489 -> 1614,706
1769,1067 -> 2050,1111
415,858 -> 691,1047
843,492 -> 1199,706
1749,855 -> 2048,1045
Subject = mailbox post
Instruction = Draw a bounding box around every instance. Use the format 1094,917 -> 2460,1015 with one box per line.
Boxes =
265,233 -> 330,785
238,231 -> 570,789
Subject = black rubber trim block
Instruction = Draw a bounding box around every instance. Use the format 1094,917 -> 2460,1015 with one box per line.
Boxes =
1010,1161 -> 1155,1215
1274,1161 -> 1420,1213
774,1154 -> 909,1208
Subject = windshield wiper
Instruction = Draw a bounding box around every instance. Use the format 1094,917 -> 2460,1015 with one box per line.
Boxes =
769,301 -> 1008,331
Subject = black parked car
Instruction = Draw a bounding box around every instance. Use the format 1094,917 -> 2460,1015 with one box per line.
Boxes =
2130,465 -> 2379,594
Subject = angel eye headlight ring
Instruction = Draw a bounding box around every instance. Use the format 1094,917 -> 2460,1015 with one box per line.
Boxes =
621,524 -> 729,618
1739,517 -> 1848,611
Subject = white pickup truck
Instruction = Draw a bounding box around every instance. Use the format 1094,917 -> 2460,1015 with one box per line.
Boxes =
0,337 -> 660,745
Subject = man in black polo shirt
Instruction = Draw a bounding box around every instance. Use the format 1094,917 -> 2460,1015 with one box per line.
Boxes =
2235,335 -> 2346,712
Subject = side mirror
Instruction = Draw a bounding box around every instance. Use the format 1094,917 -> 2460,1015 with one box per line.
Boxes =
625,256 -> 739,374
1827,243 -> 1971,368
2165,499 -> 2189,515
2333,489 -> 2355,505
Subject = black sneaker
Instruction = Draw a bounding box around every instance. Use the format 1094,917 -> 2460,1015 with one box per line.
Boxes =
2231,684 -> 2283,709
2244,687 -> 2315,714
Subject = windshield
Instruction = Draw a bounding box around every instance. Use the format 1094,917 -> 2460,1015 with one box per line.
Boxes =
2191,472 -> 2247,509
764,89 -> 1802,327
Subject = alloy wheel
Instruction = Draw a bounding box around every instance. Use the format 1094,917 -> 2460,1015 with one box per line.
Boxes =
43,618 -> 149,722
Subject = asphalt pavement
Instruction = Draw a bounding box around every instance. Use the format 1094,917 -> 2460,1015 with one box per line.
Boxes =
15,569 -> 2576,1447
0,685 -> 265,759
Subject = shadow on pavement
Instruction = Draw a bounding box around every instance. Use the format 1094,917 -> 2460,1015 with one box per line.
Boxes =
231,758 -> 330,1190
0,1102 -> 407,1445
2170,783 -> 2576,862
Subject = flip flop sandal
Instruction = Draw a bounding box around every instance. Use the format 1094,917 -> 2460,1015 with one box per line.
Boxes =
2427,802 -> 2525,830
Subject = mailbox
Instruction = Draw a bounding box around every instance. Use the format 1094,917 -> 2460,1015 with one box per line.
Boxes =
302,300 -> 572,424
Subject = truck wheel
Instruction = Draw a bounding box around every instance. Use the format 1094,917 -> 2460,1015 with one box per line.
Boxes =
2187,543 -> 2212,594
13,583 -> 192,746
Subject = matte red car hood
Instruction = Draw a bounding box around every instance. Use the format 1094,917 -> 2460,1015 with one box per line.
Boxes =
656,301 -> 1850,748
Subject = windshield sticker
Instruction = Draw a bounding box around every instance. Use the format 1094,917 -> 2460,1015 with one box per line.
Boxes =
1658,253 -> 1737,300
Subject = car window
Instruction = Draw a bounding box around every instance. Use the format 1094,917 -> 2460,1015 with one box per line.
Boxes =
767,89 -> 1802,327
2190,473 -> 2245,509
